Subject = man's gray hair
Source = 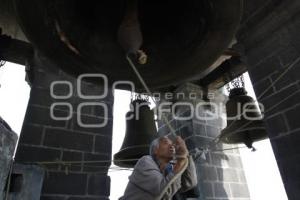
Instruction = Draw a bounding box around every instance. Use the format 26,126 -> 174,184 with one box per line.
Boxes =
149,137 -> 161,158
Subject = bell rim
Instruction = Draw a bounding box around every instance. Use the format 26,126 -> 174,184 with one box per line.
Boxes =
113,145 -> 150,168
220,120 -> 268,144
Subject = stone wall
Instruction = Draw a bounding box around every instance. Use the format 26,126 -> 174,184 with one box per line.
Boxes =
236,0 -> 300,199
0,117 -> 18,199
14,63 -> 113,200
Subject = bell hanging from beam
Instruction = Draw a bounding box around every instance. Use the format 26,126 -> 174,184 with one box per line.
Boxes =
114,97 -> 157,168
220,76 -> 268,150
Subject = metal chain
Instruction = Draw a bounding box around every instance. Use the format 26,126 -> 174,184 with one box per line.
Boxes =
226,74 -> 245,92
240,75 -> 245,88
225,83 -> 231,93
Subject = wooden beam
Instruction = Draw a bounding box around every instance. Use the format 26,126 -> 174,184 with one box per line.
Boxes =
198,57 -> 247,89
0,30 -> 33,66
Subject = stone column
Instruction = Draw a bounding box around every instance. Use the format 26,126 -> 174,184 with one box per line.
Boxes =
0,117 -> 18,199
157,83 -> 250,200
15,62 -> 113,200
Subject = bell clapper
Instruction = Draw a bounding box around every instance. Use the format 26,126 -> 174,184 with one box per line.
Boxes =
251,146 -> 257,152
245,140 -> 257,152
137,50 -> 147,65
118,0 -> 148,65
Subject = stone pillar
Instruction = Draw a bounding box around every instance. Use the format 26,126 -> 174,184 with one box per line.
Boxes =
14,63 -> 113,200
0,117 -> 18,199
157,83 -> 250,200
236,0 -> 300,199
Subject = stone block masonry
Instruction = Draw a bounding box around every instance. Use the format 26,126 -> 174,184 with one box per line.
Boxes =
14,62 -> 113,200
237,0 -> 300,199
157,83 -> 250,200
0,117 -> 18,199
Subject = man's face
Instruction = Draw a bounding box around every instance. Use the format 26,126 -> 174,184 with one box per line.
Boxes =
154,137 -> 175,160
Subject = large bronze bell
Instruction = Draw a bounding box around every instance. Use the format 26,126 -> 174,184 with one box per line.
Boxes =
220,88 -> 267,149
114,99 -> 157,168
13,0 -> 242,90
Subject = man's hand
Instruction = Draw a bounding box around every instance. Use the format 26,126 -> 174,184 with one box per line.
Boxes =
175,136 -> 189,159
173,137 -> 189,174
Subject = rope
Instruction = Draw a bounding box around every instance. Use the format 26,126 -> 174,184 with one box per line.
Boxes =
125,54 -> 265,157
126,54 -> 255,155
218,54 -> 300,144
212,145 -> 248,152
221,56 -> 300,139
215,86 -> 300,147
128,55 -> 284,152
126,55 -> 177,138
20,144 -> 249,170
25,158 -> 140,165
26,52 -> 286,170
155,158 -> 189,200
257,56 -> 300,100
